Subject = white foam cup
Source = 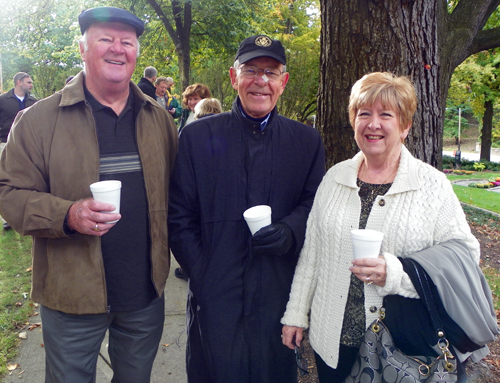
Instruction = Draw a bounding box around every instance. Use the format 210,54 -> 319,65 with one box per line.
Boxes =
350,229 -> 384,260
89,180 -> 121,223
243,205 -> 272,235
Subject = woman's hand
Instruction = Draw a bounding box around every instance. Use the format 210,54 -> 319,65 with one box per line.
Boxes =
350,255 -> 387,286
282,325 -> 304,350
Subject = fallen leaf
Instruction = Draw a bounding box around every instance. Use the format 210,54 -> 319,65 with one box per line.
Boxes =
26,266 -> 32,272
162,343 -> 169,347
28,323 -> 41,331
15,302 -> 22,307
18,332 -> 27,339
7,364 -> 19,371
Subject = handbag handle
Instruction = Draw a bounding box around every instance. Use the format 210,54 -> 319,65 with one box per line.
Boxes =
406,259 -> 456,367
409,259 -> 445,339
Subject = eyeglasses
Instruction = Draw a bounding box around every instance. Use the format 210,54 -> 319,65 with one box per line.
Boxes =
237,65 -> 283,81
295,345 -> 309,376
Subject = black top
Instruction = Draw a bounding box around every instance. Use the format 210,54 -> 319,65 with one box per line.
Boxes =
85,86 -> 156,312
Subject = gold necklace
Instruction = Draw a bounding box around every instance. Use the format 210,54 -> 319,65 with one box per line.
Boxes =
359,158 -> 399,196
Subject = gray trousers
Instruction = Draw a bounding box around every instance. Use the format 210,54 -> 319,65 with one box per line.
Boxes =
41,295 -> 164,383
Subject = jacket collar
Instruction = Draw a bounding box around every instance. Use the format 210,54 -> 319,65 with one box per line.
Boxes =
59,71 -> 157,109
334,145 -> 421,195
231,96 -> 278,129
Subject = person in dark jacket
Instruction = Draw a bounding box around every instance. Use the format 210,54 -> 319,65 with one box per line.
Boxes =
0,72 -> 37,144
137,66 -> 157,99
168,35 -> 325,383
0,71 -> 37,230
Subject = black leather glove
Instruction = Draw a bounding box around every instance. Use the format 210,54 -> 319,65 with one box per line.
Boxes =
252,222 -> 295,256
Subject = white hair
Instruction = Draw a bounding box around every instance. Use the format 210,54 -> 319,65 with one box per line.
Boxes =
80,31 -> 140,58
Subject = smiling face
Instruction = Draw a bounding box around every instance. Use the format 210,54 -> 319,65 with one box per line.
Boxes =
354,100 -> 410,162
187,94 -> 202,111
80,21 -> 138,87
229,57 -> 289,118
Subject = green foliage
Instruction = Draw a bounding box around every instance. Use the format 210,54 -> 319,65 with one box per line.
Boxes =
0,230 -> 33,376
443,101 -> 471,140
448,50 -> 500,149
473,162 -> 487,172
442,155 -> 500,172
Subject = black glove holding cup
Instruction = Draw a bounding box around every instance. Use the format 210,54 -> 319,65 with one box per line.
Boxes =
252,222 -> 295,256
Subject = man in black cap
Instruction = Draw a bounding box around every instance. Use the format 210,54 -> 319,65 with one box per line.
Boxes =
169,35 -> 325,382
0,6 -> 177,383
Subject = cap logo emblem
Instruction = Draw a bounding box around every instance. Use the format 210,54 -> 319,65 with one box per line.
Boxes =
255,36 -> 272,47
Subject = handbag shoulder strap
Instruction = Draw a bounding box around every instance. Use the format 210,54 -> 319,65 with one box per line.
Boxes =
402,258 -> 446,341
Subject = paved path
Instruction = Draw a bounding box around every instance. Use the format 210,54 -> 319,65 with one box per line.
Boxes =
2,258 -> 188,383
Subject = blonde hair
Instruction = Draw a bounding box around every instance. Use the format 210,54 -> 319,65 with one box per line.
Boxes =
348,72 -> 417,132
194,98 -> 223,119
181,83 -> 211,108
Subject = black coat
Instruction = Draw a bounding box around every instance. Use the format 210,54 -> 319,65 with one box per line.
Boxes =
136,77 -> 156,99
169,98 -> 325,383
0,89 -> 37,141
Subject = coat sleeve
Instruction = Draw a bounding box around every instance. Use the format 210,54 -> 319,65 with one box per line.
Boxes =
169,97 -> 182,119
168,132 -> 203,276
0,110 -> 72,238
280,131 -> 325,252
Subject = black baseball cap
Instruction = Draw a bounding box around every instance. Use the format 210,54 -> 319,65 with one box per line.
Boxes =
79,7 -> 144,37
235,35 -> 286,65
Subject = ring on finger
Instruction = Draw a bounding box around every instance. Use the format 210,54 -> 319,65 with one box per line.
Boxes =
94,223 -> 100,232
365,276 -> 373,285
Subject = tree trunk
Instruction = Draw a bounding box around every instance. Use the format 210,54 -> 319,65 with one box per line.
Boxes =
318,0 -> 500,170
480,99 -> 493,161
147,0 -> 192,90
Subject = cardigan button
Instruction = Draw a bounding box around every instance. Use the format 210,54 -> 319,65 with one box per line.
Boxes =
369,306 -> 377,313
378,199 -> 386,206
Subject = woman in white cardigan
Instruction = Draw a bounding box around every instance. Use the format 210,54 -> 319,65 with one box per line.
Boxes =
280,72 -> 491,382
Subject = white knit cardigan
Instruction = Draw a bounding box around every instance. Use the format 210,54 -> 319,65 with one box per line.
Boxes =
280,145 -> 480,369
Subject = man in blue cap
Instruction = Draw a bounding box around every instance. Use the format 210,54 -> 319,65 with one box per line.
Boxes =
0,6 -> 178,383
169,35 -> 325,382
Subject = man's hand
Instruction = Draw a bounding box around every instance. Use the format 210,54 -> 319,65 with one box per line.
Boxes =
67,198 -> 121,236
252,222 -> 295,256
169,108 -> 175,114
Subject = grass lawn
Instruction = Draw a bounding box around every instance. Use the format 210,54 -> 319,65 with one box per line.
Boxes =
0,229 -> 33,376
447,172 -> 500,215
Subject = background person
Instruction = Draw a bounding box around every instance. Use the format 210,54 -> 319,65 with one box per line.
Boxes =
169,34 -> 325,383
177,83 -> 211,134
281,72 -> 497,382
137,65 -> 157,99
0,71 -> 37,230
0,7 -> 178,383
194,97 -> 222,119
164,77 -> 182,119
155,76 -> 182,119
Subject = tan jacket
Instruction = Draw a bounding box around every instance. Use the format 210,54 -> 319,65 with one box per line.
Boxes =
0,71 -> 178,314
